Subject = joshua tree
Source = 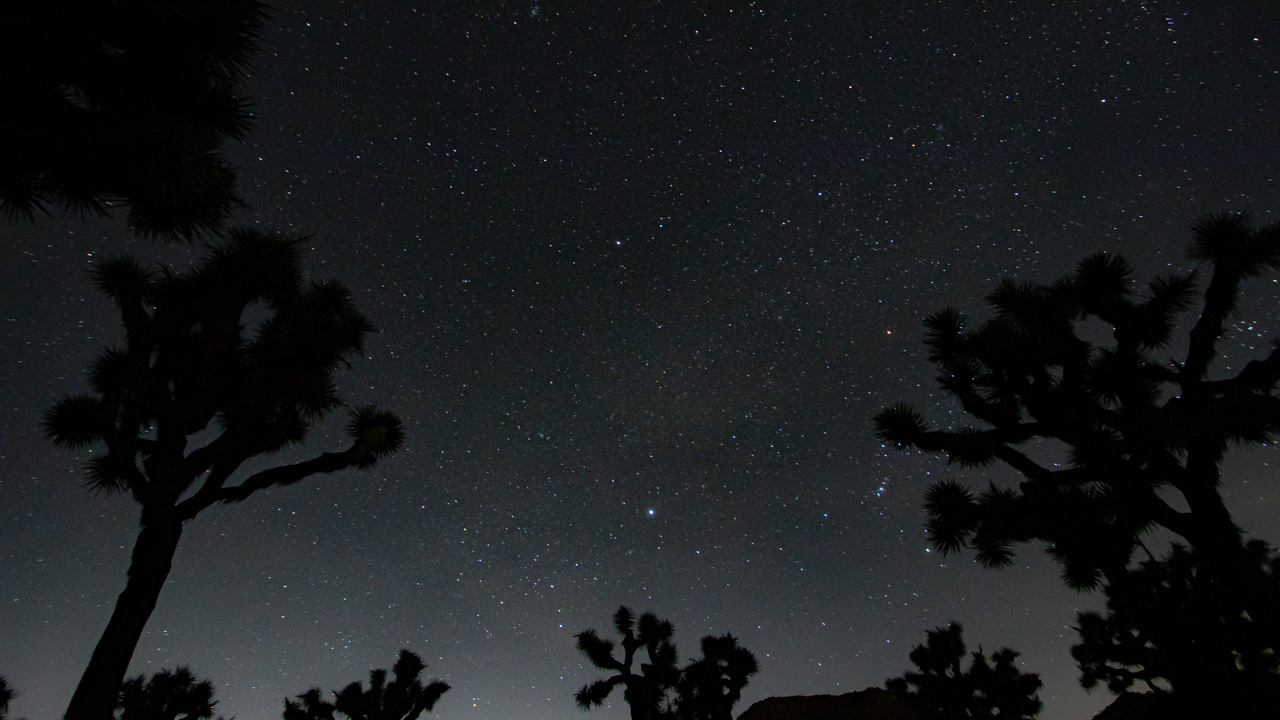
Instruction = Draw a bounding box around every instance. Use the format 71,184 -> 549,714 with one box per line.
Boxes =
574,607 -> 680,720
875,212 -> 1280,708
0,676 -> 14,720
283,650 -> 449,720
116,668 -> 221,720
886,623 -> 1042,720
52,229 -> 406,720
671,634 -> 758,720
0,0 -> 267,239
1072,541 -> 1280,716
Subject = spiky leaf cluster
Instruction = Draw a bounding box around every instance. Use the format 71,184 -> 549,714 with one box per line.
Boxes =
875,213 -> 1280,588
574,606 -> 680,719
284,650 -> 449,720
0,0 -> 269,239
116,667 -> 220,720
885,623 -> 1042,720
44,229 -> 403,517
670,635 -> 759,720
0,676 -> 15,720
573,607 -> 759,720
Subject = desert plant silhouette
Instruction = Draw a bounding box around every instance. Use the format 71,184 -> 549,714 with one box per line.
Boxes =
283,650 -> 449,720
670,634 -> 759,720
0,676 -> 14,720
116,667 -> 222,720
875,211 -> 1280,711
885,623 -> 1041,720
1072,541 -> 1280,716
51,229 -> 405,720
575,607 -> 681,720
0,0 -> 267,239
574,607 -> 760,720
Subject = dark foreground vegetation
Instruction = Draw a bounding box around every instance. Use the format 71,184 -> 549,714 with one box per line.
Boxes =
878,212 -> 1280,717
8,211 -> 1280,720
573,606 -> 760,720
0,0 -> 268,239
47,233 -> 405,720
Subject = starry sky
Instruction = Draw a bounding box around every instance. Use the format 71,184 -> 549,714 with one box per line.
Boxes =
2,2 -> 1279,719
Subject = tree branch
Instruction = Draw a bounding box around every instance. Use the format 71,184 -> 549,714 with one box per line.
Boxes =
1183,266 -> 1240,385
989,444 -> 1056,484
1200,342 -> 1280,396
174,458 -> 245,520
214,449 -> 358,504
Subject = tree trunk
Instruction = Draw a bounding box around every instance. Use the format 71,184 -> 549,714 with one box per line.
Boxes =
64,517 -> 183,720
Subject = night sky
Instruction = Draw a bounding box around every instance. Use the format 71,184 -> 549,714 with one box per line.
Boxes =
3,2 -> 1280,719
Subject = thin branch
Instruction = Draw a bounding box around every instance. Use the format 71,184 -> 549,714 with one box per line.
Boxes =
214,449 -> 357,504
1200,343 -> 1280,395
989,444 -> 1056,484
175,440 -> 227,489
175,458 -> 246,520
1183,265 -> 1240,385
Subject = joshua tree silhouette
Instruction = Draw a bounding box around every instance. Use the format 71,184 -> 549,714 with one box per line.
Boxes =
116,668 -> 221,720
0,676 -> 15,720
51,229 -> 405,720
671,634 -> 759,720
573,607 -> 760,720
283,650 -> 449,720
877,212 -> 1280,585
0,0 -> 267,239
574,607 -> 681,720
1072,541 -> 1280,716
885,623 -> 1041,720
875,211 -> 1280,712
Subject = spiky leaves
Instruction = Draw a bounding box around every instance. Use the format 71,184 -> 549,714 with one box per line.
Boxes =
577,630 -> 623,673
574,678 -> 622,711
49,228 -> 406,513
880,213 -> 1280,710
348,406 -> 406,469
672,635 -> 759,720
1184,212 -> 1280,383
284,650 -> 449,720
1072,542 -> 1280,716
874,403 -> 929,449
43,395 -> 111,450
573,607 -> 760,720
1189,212 -> 1280,277
57,229 -> 406,720
885,624 -> 1042,720
877,213 -> 1280,589
283,689 -> 335,720
0,0 -> 270,239
0,676 -> 15,720
90,258 -> 157,315
116,667 -> 219,720
574,606 -> 681,720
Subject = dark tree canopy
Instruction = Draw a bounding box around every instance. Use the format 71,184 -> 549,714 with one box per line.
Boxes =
671,634 -> 759,720
283,650 -> 449,720
877,212 -> 1280,588
876,212 -> 1280,710
0,0 -> 268,239
55,229 -> 405,720
116,668 -> 221,720
885,623 -> 1042,720
574,607 -> 680,720
0,676 -> 15,720
573,607 -> 758,720
1072,541 -> 1280,716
